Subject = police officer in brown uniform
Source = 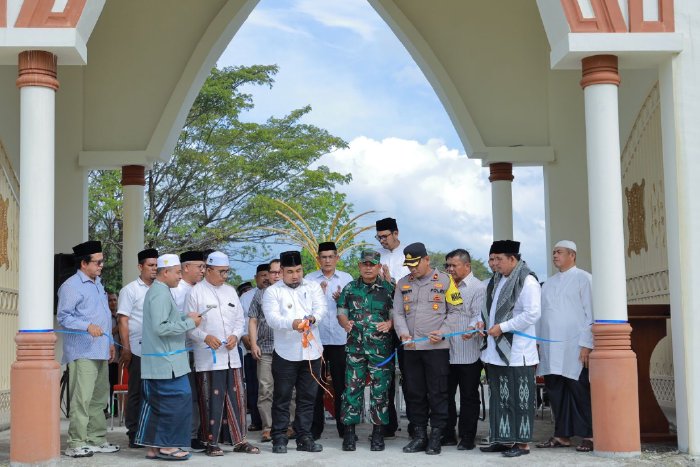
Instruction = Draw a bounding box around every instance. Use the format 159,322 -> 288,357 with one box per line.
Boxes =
393,242 -> 464,455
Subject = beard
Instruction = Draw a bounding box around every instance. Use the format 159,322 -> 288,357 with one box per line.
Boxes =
285,280 -> 301,289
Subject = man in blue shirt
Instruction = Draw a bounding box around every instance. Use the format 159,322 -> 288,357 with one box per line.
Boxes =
57,241 -> 119,458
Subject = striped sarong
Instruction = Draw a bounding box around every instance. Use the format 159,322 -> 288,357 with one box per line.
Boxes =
136,375 -> 192,448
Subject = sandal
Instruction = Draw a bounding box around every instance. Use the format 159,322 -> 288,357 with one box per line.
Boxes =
576,439 -> 594,452
156,448 -> 191,461
233,441 -> 260,454
536,437 -> 571,448
205,444 -> 224,457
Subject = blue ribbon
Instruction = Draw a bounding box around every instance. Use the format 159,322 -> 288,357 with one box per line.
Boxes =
19,328 -> 125,347
595,319 -> 627,324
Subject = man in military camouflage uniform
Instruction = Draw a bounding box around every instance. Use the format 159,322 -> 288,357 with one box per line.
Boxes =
336,250 -> 395,452
393,242 -> 464,455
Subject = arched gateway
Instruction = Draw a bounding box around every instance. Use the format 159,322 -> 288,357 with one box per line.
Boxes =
1,0 -> 698,463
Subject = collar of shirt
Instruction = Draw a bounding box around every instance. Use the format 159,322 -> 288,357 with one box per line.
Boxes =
458,272 -> 475,288
77,269 -> 98,284
135,276 -> 150,288
409,268 -> 439,285
310,270 -> 339,281
153,280 -> 169,291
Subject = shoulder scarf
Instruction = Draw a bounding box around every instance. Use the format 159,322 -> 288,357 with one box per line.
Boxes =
481,260 -> 536,365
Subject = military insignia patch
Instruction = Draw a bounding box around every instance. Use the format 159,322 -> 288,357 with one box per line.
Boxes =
404,304 -> 410,312
432,303 -> 439,310
402,285 -> 411,290
403,295 -> 410,302
434,283 -> 443,288
433,294 -> 441,301
432,273 -> 439,281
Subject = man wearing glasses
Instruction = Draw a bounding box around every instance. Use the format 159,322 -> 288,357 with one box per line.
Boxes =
117,248 -> 159,449
307,242 -> 353,439
171,250 -> 207,451
375,217 -> 410,284
187,251 -> 259,455
375,217 -> 410,438
443,249 -> 486,450
249,259 -> 289,442
57,241 -> 119,458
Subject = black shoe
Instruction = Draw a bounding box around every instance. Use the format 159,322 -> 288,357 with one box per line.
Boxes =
248,424 -> 262,432
342,425 -> 356,451
402,426 -> 428,453
370,425 -> 385,452
457,438 -> 476,450
426,428 -> 442,455
272,443 -> 287,454
502,446 -> 530,457
296,436 -> 323,452
128,436 -> 143,449
190,439 -> 206,453
480,443 -> 510,453
441,432 -> 457,446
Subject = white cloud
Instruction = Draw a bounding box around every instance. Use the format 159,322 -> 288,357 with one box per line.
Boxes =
315,137 -> 547,277
246,8 -> 313,37
294,0 -> 380,41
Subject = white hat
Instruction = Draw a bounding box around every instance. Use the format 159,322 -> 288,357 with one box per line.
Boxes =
554,240 -> 577,252
157,254 -> 181,268
206,251 -> 229,267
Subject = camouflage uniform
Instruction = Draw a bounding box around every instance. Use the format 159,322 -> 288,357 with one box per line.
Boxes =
337,277 -> 395,425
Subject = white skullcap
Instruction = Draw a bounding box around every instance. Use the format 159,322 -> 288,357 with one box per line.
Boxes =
554,240 -> 577,252
206,251 -> 229,267
157,254 -> 181,268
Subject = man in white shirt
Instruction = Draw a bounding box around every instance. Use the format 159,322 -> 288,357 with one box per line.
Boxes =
186,251 -> 259,456
375,217 -> 409,437
443,249 -> 486,450
478,240 -> 541,458
262,251 -> 327,454
170,250 -> 207,452
535,241 -> 594,453
307,242 -> 353,439
117,248 -> 158,448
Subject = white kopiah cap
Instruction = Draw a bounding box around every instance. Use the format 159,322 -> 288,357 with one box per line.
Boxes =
157,254 -> 181,268
554,240 -> 577,252
206,251 -> 229,267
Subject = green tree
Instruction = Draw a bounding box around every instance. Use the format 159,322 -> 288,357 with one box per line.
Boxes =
89,65 -> 350,290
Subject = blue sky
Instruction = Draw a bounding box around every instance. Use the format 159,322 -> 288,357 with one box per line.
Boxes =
219,0 -> 547,280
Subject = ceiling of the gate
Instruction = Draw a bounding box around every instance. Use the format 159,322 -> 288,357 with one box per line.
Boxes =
377,0 -> 551,151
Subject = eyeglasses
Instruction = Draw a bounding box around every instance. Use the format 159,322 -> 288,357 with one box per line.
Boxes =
375,233 -> 391,241
208,268 -> 230,277
269,270 -> 281,275
89,260 -> 105,266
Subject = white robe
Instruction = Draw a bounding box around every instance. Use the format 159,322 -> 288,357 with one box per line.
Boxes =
186,279 -> 244,371
536,266 -> 594,380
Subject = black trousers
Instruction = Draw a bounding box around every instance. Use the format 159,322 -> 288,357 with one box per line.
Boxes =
125,355 -> 142,439
188,354 -> 200,439
545,368 -> 593,438
402,349 -> 450,430
108,362 -> 119,414
271,352 -> 321,444
446,360 -> 482,441
312,345 -> 346,437
244,354 -> 262,428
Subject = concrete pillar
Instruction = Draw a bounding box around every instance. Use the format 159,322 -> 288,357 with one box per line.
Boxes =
121,165 -> 145,284
11,50 -> 61,464
581,54 -> 640,457
489,162 -> 514,240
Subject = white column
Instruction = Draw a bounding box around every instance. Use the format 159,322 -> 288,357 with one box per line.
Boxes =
121,165 -> 146,284
489,162 -> 514,240
17,51 -> 58,331
581,56 -> 628,323
12,50 -> 62,465
581,54 -> 640,457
